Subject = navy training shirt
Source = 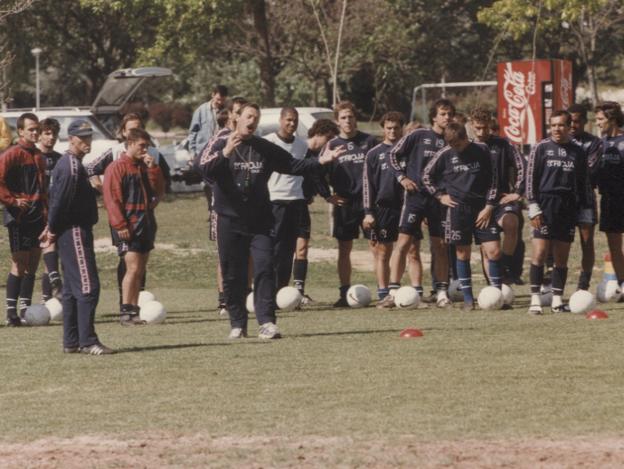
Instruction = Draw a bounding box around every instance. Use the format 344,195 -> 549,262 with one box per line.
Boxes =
363,142 -> 403,213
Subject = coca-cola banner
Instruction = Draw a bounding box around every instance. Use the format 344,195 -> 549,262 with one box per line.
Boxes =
497,59 -> 573,145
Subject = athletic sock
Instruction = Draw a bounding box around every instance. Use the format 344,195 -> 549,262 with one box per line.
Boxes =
218,290 -> 226,308
412,285 -> 424,297
577,270 -> 591,291
529,264 -> 544,295
292,259 -> 308,295
6,274 -> 21,320
339,285 -> 350,300
502,254 -> 514,277
43,252 -> 60,285
456,260 -> 473,304
117,258 -> 126,307
551,266 -> 568,297
377,287 -> 389,300
120,303 -> 135,316
488,259 -> 503,289
435,281 -> 449,301
41,273 -> 52,302
18,273 -> 35,317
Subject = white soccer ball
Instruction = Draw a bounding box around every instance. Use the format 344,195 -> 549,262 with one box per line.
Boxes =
276,286 -> 302,311
138,291 -> 156,308
139,300 -> 167,324
45,298 -> 63,322
540,285 -> 553,307
346,284 -> 372,308
246,292 -> 255,314
394,286 -> 420,309
448,279 -> 464,302
569,290 -> 596,314
501,284 -> 515,306
477,286 -> 504,310
24,304 -> 51,326
596,280 -> 621,303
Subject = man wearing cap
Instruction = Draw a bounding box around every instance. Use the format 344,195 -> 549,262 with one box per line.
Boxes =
41,119 -> 113,354
0,112 -> 46,326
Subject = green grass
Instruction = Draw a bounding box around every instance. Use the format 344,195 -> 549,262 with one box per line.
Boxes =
1,193 -> 623,445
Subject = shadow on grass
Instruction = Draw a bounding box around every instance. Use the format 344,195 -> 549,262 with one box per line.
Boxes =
115,340 -> 270,354
288,328 -> 403,338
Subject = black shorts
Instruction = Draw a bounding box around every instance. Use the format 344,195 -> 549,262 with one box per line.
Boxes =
364,206 -> 400,243
532,194 -> 576,243
7,221 -> 45,253
332,201 -> 364,241
398,192 -> 443,240
111,227 -> 155,256
599,193 -> 624,233
442,204 -> 500,245
272,200 -> 311,241
493,202 -> 522,227
576,189 -> 598,226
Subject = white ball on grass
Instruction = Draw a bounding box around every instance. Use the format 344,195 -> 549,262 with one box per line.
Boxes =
501,284 -> 514,306
45,298 -> 63,322
393,286 -> 420,309
569,290 -> 596,314
246,292 -> 255,314
346,284 -> 372,308
24,304 -> 51,326
138,291 -> 156,308
477,286 -> 504,310
276,286 -> 302,311
596,280 -> 621,303
448,279 -> 464,302
139,300 -> 167,324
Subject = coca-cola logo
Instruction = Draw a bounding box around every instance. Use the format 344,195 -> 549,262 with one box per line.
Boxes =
502,63 -> 537,145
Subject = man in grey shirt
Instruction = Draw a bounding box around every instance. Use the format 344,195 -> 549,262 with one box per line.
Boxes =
188,84 -> 229,156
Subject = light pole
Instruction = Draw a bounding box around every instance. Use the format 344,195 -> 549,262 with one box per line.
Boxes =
31,47 -> 42,110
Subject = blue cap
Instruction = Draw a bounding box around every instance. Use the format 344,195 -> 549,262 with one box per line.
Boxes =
67,119 -> 93,137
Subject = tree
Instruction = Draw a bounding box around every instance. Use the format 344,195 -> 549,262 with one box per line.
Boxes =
478,0 -> 624,106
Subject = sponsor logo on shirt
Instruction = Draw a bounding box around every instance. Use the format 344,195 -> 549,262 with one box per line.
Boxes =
233,161 -> 264,173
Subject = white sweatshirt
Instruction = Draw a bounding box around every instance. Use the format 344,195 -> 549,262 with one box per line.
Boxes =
264,132 -> 308,201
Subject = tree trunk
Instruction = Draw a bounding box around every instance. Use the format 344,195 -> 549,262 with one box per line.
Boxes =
249,0 -> 275,106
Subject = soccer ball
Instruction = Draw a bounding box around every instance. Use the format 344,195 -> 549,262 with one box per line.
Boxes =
138,291 -> 156,308
477,286 -> 504,310
276,286 -> 302,311
540,285 -> 553,306
448,279 -> 464,302
139,300 -> 167,324
394,286 -> 420,309
596,280 -> 621,303
501,284 -> 514,306
24,304 -> 51,326
569,290 -> 596,314
346,284 -> 372,308
246,292 -> 255,314
45,298 -> 63,322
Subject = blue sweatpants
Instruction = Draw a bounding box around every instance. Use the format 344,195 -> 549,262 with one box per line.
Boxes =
217,216 -> 276,329
58,226 -> 100,348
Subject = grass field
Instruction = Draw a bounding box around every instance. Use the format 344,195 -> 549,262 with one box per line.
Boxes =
1,194 -> 624,468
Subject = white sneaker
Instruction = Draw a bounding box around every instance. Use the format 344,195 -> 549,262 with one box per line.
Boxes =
228,327 -> 247,339
528,304 -> 543,315
436,296 -> 452,308
258,322 -> 281,339
218,307 -> 229,317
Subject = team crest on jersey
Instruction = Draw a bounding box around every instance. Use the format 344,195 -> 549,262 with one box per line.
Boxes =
424,138 -> 432,145
451,156 -> 459,164
546,150 -> 554,156
436,140 -> 444,147
490,145 -> 499,155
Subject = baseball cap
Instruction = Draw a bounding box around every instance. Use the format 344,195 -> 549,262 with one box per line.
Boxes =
67,119 -> 93,137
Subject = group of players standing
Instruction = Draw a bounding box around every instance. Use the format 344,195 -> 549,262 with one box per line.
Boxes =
0,113 -> 167,354
2,86 -> 624,347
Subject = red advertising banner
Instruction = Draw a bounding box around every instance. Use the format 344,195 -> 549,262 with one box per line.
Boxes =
497,59 -> 573,146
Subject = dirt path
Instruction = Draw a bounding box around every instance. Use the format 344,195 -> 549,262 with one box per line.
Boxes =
1,434 -> 622,468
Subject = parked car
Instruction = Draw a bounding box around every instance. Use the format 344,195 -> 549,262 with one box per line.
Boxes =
1,67 -> 173,167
